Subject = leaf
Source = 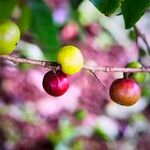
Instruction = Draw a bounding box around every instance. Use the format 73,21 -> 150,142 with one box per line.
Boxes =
69,0 -> 83,9
89,0 -> 122,16
18,5 -> 31,33
28,0 -> 60,60
121,0 -> 150,29
0,0 -> 17,19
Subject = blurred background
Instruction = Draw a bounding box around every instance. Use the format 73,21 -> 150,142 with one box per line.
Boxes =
0,0 -> 150,149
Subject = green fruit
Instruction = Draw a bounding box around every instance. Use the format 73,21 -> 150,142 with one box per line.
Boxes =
56,45 -> 84,75
126,61 -> 142,68
0,20 -> 20,55
126,61 -> 146,83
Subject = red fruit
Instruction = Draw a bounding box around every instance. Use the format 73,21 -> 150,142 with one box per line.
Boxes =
109,78 -> 141,106
42,70 -> 69,97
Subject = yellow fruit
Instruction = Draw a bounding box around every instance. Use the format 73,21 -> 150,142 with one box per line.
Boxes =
56,45 -> 84,75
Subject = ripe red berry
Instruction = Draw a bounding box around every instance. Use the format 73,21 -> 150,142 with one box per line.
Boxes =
109,78 -> 141,106
42,70 -> 69,97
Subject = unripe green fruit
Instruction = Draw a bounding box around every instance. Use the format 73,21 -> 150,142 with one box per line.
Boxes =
126,61 -> 142,68
0,20 -> 20,55
126,61 -> 146,84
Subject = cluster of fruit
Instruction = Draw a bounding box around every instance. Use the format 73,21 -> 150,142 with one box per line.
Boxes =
0,20 -> 145,106
0,20 -> 84,97
43,45 -> 84,96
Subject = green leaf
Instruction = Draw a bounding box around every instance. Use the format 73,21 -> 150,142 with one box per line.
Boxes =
69,0 -> 83,9
121,0 -> 150,29
0,0 -> 17,19
18,5 -> 31,33
28,0 -> 60,60
89,0 -> 122,16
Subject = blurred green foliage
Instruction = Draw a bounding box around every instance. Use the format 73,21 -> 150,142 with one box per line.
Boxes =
18,5 -> 31,33
0,0 -> 17,19
28,0 -> 60,60
93,127 -> 109,141
73,109 -> 87,121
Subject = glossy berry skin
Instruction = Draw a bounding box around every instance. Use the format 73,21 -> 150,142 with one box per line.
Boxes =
0,20 -> 20,55
56,45 -> 84,75
126,61 -> 146,84
109,78 -> 141,106
42,70 -> 69,97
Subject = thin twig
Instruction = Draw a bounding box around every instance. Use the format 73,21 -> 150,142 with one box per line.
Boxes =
90,70 -> 106,87
1,55 -> 150,73
134,26 -> 142,63
134,26 -> 150,55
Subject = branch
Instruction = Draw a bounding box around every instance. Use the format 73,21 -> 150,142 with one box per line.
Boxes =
1,55 -> 150,73
83,65 -> 150,73
0,55 -> 59,70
